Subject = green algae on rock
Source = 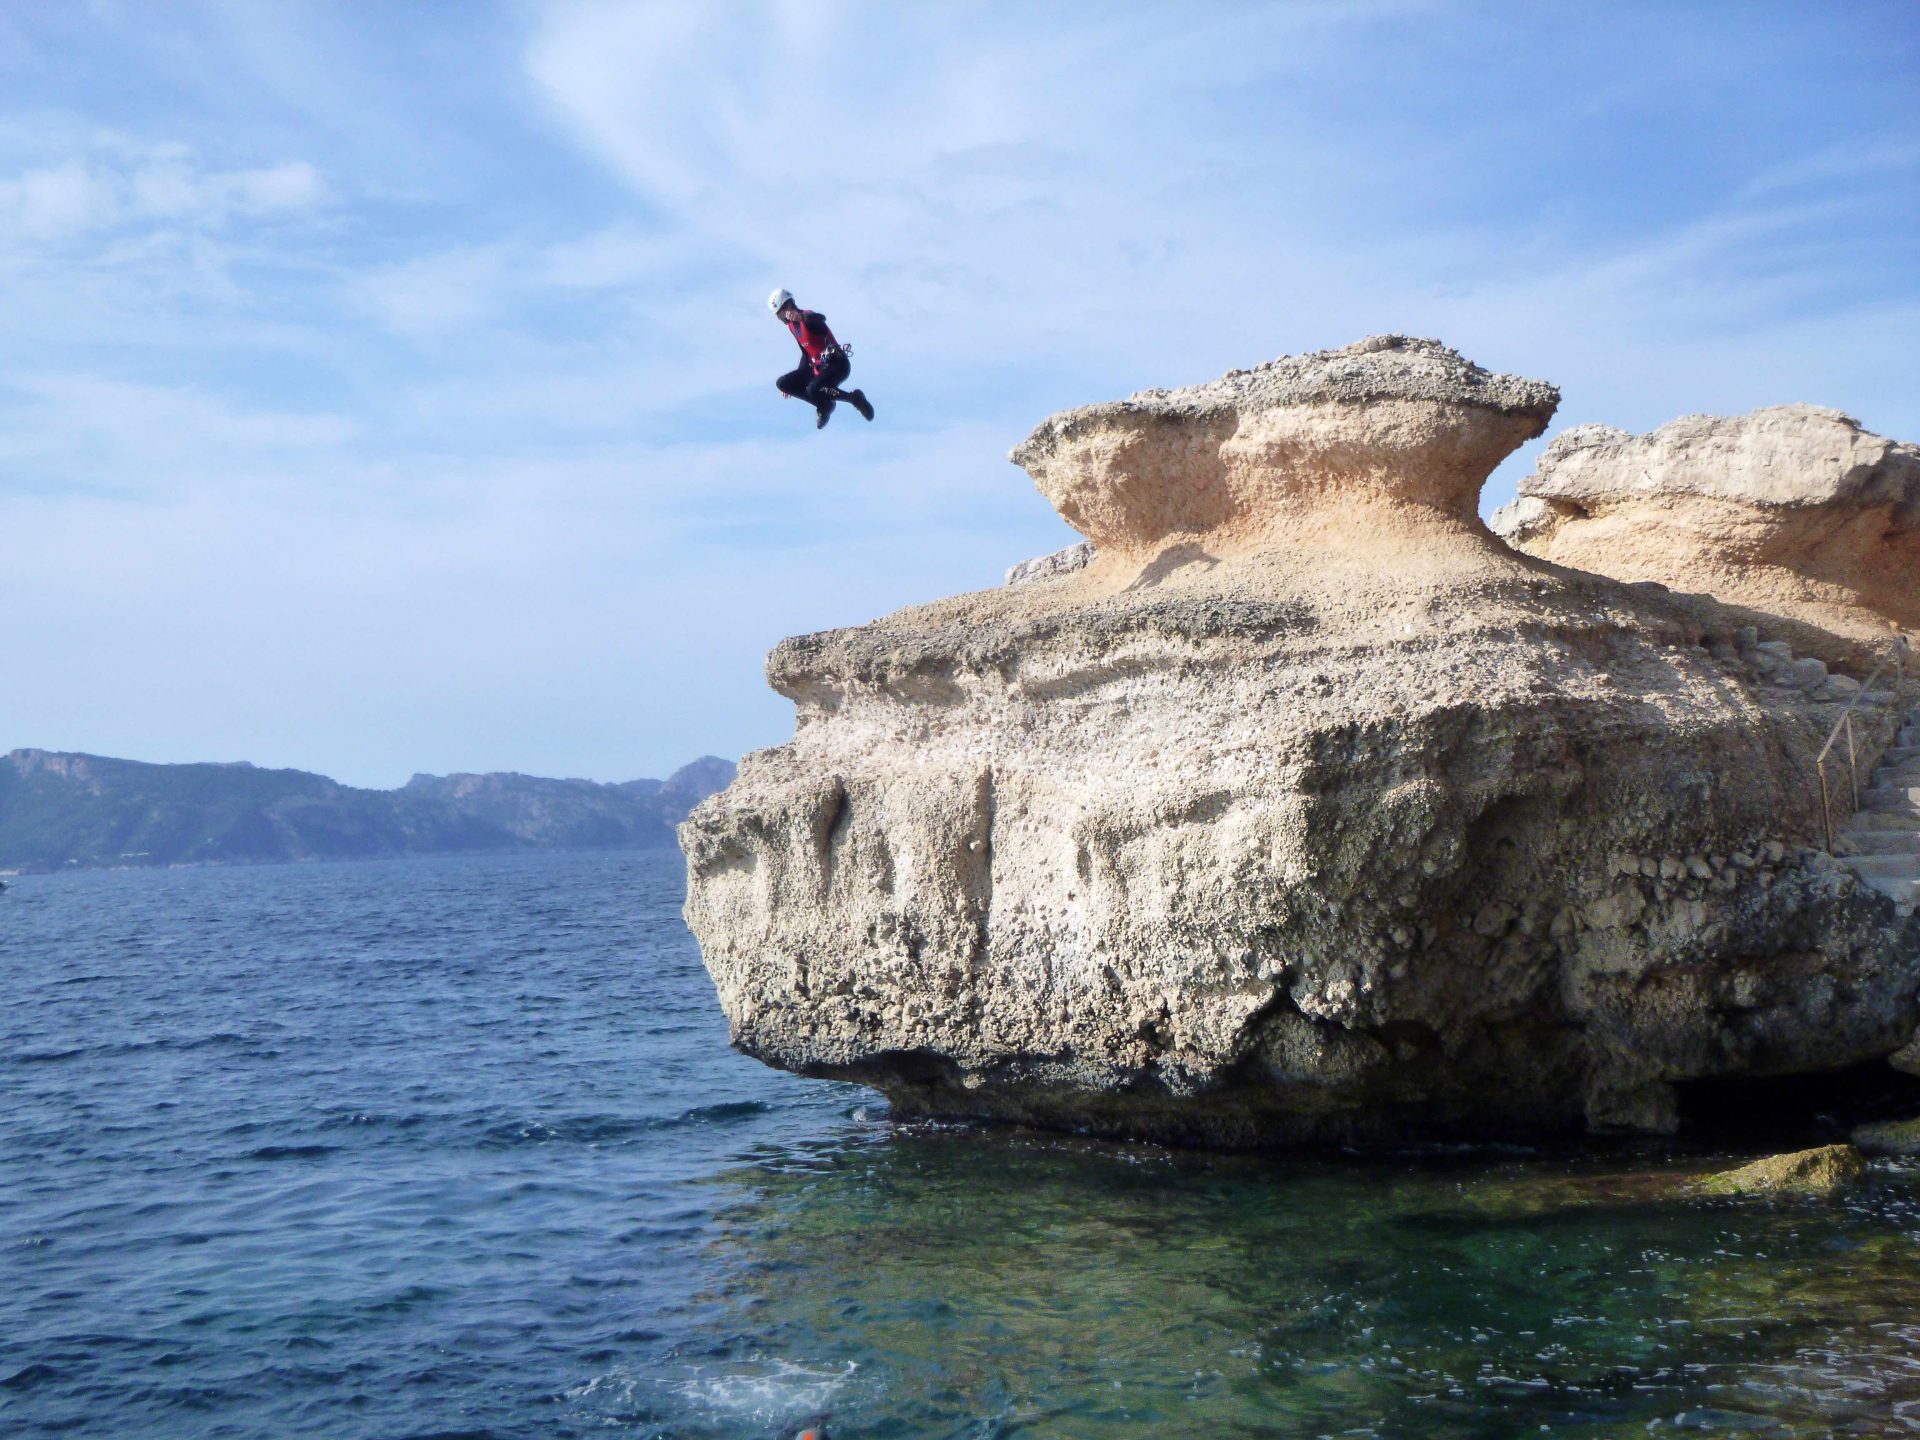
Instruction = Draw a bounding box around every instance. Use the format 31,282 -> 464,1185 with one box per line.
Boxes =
1697,1145 -> 1867,1197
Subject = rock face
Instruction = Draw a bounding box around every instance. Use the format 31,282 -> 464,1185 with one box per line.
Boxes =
1490,405 -> 1920,661
683,337 -> 1920,1149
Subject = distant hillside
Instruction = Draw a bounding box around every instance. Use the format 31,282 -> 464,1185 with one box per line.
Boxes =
0,750 -> 736,872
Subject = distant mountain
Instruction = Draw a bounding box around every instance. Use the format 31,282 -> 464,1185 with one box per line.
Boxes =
0,750 -> 736,872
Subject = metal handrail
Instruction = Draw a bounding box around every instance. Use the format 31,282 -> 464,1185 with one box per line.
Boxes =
1816,633 -> 1912,852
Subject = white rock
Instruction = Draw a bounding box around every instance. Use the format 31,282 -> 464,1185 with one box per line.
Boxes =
1005,542 -> 1096,588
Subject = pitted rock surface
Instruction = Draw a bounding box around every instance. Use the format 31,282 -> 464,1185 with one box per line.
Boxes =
1018,334 -> 1560,430
683,340 -> 1920,1150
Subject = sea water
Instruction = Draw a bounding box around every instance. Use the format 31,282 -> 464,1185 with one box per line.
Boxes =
4,849 -> 1920,1439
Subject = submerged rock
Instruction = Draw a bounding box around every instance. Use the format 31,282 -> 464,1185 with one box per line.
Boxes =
1696,1145 -> 1867,1198
1490,405 -> 1920,662
683,337 -> 1920,1149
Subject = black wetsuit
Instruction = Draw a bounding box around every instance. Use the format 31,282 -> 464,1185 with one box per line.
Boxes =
775,309 -> 862,424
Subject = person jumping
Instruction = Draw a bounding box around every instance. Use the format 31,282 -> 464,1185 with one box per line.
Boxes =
769,288 -> 874,430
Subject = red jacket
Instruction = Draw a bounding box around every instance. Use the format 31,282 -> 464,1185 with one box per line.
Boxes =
784,310 -> 841,372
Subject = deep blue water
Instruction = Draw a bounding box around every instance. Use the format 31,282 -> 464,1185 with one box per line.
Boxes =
5,850 -> 1920,1439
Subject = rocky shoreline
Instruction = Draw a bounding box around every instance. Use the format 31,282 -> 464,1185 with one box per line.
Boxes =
682,335 -> 1919,1153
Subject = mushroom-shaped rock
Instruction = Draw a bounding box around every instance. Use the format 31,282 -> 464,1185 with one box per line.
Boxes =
1013,335 -> 1559,558
682,340 -> 1920,1151
1491,405 -> 1920,658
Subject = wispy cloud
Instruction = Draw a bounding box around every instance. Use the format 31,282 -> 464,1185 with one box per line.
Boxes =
0,138 -> 326,245
1736,136 -> 1920,200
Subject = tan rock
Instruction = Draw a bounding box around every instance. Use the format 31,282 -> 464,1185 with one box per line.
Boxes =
683,339 -> 1920,1149
1011,334 -> 1558,561
1490,405 -> 1920,663
1696,1145 -> 1866,1197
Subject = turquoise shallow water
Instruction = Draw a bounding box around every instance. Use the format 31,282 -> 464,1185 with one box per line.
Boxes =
4,850 -> 1920,1438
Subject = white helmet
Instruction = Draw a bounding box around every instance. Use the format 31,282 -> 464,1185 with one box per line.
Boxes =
767,287 -> 793,315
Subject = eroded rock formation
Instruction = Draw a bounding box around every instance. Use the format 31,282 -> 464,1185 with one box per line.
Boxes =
683,337 -> 1919,1148
1490,405 -> 1919,661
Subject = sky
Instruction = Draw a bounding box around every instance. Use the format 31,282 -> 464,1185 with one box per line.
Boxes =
2,0 -> 1916,788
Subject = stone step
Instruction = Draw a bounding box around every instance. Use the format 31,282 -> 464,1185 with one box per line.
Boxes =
1880,747 -> 1920,766
1858,784 -> 1920,807
1863,785 -> 1920,808
1844,854 -> 1920,880
1856,872 -> 1920,908
1841,830 -> 1920,855
1847,808 -> 1920,832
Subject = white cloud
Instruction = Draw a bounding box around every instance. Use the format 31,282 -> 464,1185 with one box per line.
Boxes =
2,161 -> 118,236
130,157 -> 326,220
4,156 -> 326,243
0,138 -> 327,254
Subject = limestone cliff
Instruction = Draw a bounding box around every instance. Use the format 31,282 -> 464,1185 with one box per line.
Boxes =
683,338 -> 1918,1148
1490,405 -> 1919,663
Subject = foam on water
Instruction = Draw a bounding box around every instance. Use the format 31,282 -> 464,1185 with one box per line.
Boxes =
562,1356 -> 860,1431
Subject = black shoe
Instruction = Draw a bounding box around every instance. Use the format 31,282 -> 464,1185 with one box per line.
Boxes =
850,389 -> 874,422
815,406 -> 831,429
